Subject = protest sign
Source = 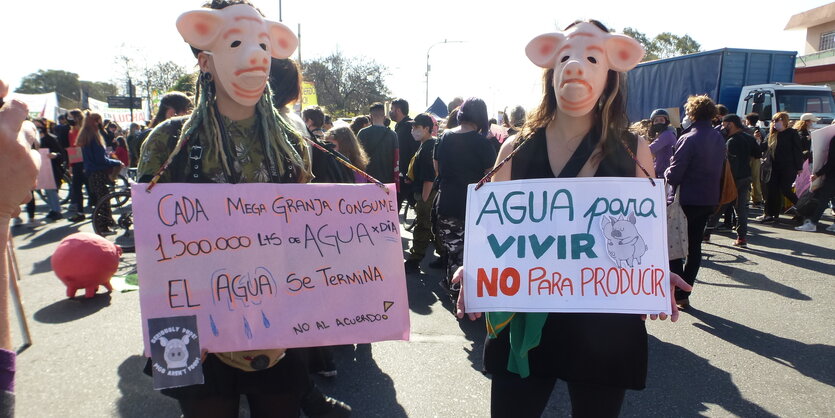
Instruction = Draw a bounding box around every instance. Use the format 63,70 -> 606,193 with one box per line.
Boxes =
132,183 -> 410,356
463,177 -> 670,315
36,149 -> 57,190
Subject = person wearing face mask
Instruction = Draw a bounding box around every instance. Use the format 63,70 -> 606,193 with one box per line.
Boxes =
756,111 -> 803,223
646,109 -> 676,178
715,115 -> 762,246
404,113 -> 439,273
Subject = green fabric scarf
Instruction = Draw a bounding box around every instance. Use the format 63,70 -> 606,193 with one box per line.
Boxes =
486,312 -> 549,378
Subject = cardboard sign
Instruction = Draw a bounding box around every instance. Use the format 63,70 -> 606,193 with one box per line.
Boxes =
463,178 -> 671,315
132,183 -> 410,355
36,149 -> 57,190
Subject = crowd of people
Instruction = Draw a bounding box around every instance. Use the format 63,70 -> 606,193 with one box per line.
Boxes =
3,3 -> 834,417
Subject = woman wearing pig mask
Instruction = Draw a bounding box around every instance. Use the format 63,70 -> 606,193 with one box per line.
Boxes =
136,1 -> 317,416
453,21 -> 691,417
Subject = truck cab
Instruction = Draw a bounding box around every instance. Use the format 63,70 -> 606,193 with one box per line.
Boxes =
738,83 -> 835,128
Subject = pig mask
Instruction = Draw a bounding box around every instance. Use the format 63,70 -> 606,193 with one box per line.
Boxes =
176,4 -> 298,106
525,22 -> 644,117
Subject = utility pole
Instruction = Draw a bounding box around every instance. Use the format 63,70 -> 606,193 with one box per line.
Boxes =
297,23 -> 302,67
425,40 -> 464,107
278,0 -> 282,22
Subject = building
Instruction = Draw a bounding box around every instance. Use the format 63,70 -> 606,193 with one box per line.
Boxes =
785,2 -> 835,90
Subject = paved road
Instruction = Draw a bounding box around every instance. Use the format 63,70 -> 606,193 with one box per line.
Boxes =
8,204 -> 835,417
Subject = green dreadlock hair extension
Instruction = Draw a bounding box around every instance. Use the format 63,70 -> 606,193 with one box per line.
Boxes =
257,85 -> 312,182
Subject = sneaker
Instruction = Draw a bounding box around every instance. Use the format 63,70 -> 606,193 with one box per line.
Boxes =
26,219 -> 46,227
795,220 -> 817,232
676,298 -> 690,310
301,386 -> 352,418
404,259 -> 421,273
826,224 -> 835,232
732,237 -> 748,247
45,211 -> 63,221
784,206 -> 798,215
428,257 -> 447,269
68,213 -> 85,223
757,215 -> 776,224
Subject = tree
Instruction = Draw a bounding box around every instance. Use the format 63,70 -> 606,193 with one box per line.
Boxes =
622,28 -> 701,61
17,69 -> 81,108
81,81 -> 119,102
139,60 -> 190,96
171,72 -> 198,96
302,50 -> 390,117
16,69 -> 117,108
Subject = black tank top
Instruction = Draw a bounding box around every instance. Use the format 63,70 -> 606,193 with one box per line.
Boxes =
483,127 -> 649,390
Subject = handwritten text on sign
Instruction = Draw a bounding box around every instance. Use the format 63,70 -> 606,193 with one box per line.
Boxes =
463,178 -> 670,314
132,183 -> 410,354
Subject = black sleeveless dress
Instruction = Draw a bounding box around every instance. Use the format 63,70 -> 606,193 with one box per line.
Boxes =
482,127 -> 649,390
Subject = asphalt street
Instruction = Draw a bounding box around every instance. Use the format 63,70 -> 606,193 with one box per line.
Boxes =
7,202 -> 835,417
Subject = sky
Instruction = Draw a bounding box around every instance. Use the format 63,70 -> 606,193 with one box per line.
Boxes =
1,0 -> 829,116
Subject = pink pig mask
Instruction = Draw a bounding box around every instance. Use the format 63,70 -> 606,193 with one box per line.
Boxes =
176,4 -> 298,107
525,22 -> 644,117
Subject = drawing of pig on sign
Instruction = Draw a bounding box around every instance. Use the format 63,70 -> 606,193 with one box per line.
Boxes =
601,213 -> 648,268
160,335 -> 191,369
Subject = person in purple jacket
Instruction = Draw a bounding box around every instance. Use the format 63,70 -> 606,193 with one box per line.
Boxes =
647,108 -> 677,178
665,95 -> 726,308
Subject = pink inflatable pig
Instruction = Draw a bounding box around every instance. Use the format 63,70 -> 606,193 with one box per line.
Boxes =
51,232 -> 122,298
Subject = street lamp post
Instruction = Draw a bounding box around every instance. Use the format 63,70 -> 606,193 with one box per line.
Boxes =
425,39 -> 464,108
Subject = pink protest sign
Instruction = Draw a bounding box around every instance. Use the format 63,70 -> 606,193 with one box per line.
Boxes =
132,183 -> 410,354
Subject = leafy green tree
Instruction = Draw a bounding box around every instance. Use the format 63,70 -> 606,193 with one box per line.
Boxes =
302,50 -> 390,117
17,69 -> 81,108
16,69 -> 118,108
171,72 -> 198,96
622,28 -> 701,61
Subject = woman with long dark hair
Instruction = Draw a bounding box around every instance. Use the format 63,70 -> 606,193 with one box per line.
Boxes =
433,97 -> 497,298
758,111 -> 803,223
454,21 -> 689,417
77,112 -> 123,233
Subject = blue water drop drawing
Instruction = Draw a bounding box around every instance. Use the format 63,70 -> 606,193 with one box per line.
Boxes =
209,314 -> 219,336
261,311 -> 271,329
243,316 -> 253,339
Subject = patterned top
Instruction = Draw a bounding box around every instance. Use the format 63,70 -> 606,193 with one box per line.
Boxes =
137,114 -> 275,184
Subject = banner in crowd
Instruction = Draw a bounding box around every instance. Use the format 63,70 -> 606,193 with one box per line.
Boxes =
132,182 -> 410,357
8,92 -> 59,121
463,177 -> 671,314
88,97 -> 148,127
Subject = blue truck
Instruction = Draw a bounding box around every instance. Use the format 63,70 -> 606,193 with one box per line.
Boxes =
626,48 -> 835,127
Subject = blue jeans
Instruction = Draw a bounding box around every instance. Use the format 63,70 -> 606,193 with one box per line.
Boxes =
69,163 -> 87,213
43,189 -> 61,213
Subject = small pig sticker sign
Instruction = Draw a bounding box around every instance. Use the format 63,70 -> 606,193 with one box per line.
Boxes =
148,316 -> 204,389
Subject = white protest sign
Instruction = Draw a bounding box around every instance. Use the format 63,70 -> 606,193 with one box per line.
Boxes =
463,177 -> 671,314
